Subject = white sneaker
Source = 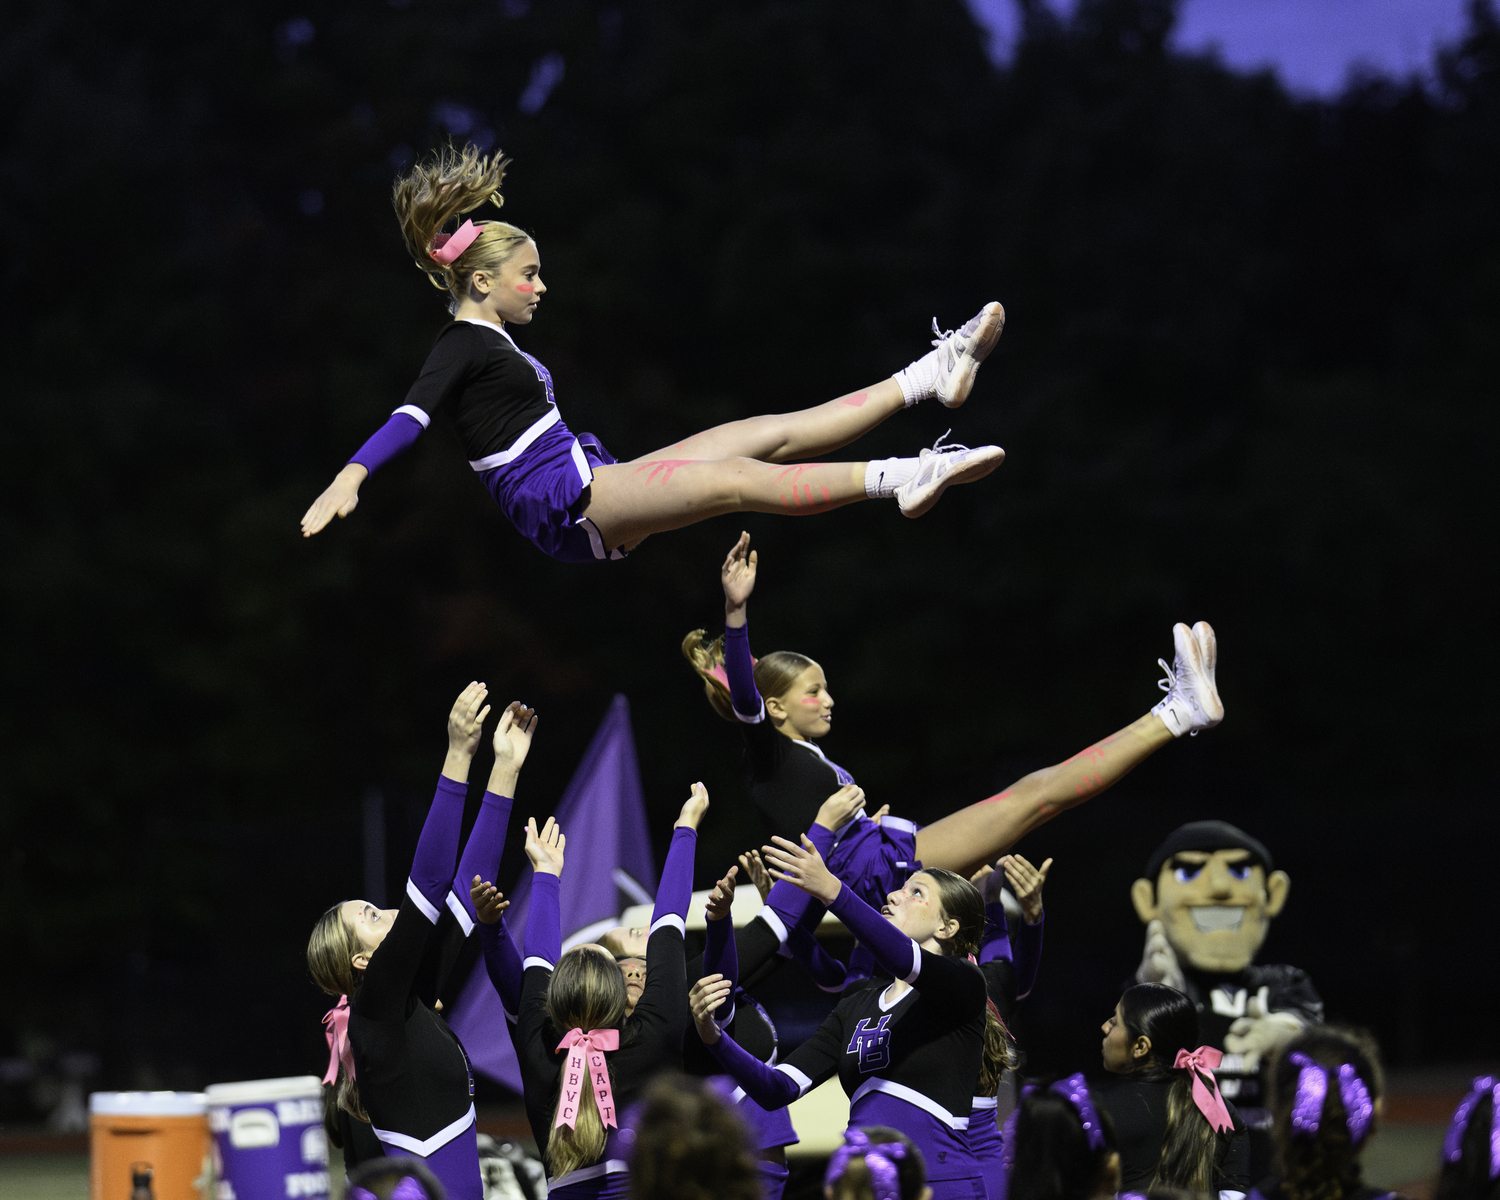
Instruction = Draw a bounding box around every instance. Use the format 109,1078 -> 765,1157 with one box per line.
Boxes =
933,302 -> 1005,408
1151,622 -> 1224,737
894,433 -> 1005,518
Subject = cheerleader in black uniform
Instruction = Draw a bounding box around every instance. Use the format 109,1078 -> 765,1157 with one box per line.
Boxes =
690,835 -> 997,1200
301,147 -> 1006,560
683,533 -> 1225,913
305,685 -> 537,1200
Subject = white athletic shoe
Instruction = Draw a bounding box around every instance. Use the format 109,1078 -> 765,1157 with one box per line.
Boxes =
932,301 -> 1005,408
894,433 -> 1005,518
1151,621 -> 1224,737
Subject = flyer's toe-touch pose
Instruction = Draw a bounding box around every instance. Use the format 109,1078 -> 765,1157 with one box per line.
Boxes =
514,786 -> 705,1198
690,837 -> 1007,1200
683,533 -> 1224,905
305,684 -> 536,1200
300,146 -> 1006,561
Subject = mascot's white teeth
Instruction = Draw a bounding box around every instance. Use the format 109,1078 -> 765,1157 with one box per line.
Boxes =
1190,906 -> 1244,933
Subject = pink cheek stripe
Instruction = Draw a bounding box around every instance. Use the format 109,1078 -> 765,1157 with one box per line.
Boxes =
516,284 -> 535,293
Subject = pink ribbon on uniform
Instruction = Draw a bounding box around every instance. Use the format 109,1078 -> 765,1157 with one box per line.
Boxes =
1175,1045 -> 1234,1133
554,1028 -> 620,1130
323,995 -> 355,1085
430,220 -> 483,265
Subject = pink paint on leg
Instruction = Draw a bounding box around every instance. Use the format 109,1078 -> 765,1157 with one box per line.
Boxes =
840,392 -> 869,408
633,458 -> 699,487
820,485 -> 831,502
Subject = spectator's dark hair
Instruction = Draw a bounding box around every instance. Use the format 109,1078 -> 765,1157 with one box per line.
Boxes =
1009,1082 -> 1118,1200
626,1074 -> 760,1200
1269,1027 -> 1384,1200
1436,1087 -> 1500,1200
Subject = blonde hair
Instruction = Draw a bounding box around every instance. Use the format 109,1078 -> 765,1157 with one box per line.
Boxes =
680,630 -> 817,722
392,144 -> 532,304
546,948 -> 630,1179
306,903 -> 369,1122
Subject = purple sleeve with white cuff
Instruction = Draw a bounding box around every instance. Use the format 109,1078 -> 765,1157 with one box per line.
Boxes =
707,1028 -> 802,1110
703,909 -> 738,1021
980,902 -> 1012,965
786,923 -> 849,993
1012,913 -> 1044,1000
348,411 -> 426,474
524,872 -> 561,968
723,622 -> 764,722
479,918 -> 524,1018
652,827 -> 697,933
407,775 -> 468,921
449,791 -> 515,934
826,883 -> 923,983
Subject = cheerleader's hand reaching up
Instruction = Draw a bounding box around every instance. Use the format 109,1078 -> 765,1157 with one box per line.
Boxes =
722,532 -> 758,621
763,834 -> 841,905
468,878 -> 511,925
525,816 -> 566,877
737,850 -> 772,903
705,865 -> 738,922
814,784 -> 886,832
676,782 -> 710,830
690,974 -> 733,1045
1001,853 -> 1052,924
301,463 -> 367,537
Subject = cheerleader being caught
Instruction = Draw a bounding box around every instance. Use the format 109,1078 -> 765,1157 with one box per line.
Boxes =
301,146 -> 1006,561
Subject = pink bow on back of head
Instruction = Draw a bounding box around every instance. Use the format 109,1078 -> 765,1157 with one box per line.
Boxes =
430,220 -> 483,266
1175,1045 -> 1234,1133
323,995 -> 354,1085
554,1028 -> 621,1131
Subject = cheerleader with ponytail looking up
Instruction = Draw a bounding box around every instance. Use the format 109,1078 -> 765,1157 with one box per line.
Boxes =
515,786 -> 706,1198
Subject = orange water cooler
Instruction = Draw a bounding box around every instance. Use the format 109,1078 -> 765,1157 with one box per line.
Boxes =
90,1091 -> 213,1200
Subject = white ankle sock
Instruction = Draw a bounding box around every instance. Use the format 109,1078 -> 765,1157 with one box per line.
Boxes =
893,349 -> 940,407
864,456 -> 919,498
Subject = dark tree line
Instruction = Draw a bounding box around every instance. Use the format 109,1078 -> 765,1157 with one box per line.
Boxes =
0,0 -> 1495,1108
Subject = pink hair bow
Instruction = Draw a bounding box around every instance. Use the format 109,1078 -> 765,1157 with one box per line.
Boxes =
554,1028 -> 620,1130
704,654 -> 757,691
1175,1045 -> 1234,1133
322,995 -> 355,1085
430,220 -> 483,266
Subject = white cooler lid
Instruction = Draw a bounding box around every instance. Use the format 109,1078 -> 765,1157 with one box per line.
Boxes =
204,1075 -> 324,1105
90,1091 -> 207,1116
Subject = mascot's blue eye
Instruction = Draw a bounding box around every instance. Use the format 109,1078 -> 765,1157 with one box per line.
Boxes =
1229,864 -> 1252,880
1173,865 -> 1203,882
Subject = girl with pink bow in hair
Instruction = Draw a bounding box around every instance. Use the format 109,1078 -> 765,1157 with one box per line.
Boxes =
301,145 -> 1008,561
513,786 -> 706,1198
305,684 -> 539,1200
1094,983 -> 1251,1199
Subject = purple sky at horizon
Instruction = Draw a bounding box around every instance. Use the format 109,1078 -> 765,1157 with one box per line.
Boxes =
966,0 -> 1475,95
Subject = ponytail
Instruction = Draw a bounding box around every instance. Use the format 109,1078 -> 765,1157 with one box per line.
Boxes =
391,144 -> 532,304
306,904 -> 370,1124
680,629 -> 815,722
1270,1028 -> 1383,1200
545,948 -> 629,1180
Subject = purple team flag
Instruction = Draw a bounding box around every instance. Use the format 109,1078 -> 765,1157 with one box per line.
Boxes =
449,693 -> 656,1090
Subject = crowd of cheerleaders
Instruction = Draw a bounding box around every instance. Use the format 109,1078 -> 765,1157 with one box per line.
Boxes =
291,149 -> 1499,1200
305,675 -> 1500,1200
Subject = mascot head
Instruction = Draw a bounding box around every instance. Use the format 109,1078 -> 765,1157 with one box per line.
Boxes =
1131,820 -> 1290,973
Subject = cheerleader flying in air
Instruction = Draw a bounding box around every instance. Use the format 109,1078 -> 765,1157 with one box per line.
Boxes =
300,146 -> 1006,561
683,532 -> 1226,914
